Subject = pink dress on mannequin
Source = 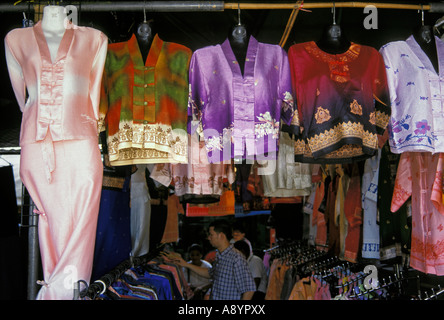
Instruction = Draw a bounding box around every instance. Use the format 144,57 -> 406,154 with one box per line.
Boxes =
5,12 -> 107,299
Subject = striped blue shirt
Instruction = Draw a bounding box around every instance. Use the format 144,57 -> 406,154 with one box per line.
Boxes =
209,245 -> 256,300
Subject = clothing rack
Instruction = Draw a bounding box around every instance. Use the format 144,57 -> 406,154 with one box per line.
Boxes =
1,2 -> 444,13
421,284 -> 444,300
82,244 -> 165,300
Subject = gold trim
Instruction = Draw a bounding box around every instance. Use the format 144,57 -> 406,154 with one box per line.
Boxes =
108,122 -> 188,165
307,121 -> 377,154
295,121 -> 378,159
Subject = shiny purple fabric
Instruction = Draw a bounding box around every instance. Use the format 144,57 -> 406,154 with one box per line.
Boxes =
188,36 -> 295,163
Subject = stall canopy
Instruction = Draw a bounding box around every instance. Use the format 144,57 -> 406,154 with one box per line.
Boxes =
1,0 -> 444,150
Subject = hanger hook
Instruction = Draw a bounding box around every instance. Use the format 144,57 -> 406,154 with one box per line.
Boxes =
143,0 -> 147,23
332,1 -> 336,25
237,2 -> 241,26
419,4 -> 424,26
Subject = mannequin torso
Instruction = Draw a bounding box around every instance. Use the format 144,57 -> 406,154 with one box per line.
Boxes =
413,25 -> 439,74
228,24 -> 250,76
41,6 -> 67,63
136,21 -> 154,63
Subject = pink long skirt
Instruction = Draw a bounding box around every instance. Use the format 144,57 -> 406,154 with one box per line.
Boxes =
20,136 -> 103,300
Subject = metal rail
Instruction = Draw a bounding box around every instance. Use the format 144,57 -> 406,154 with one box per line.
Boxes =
2,2 -> 444,13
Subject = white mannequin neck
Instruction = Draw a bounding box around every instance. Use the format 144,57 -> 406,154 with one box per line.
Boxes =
41,6 -> 67,63
41,6 -> 67,32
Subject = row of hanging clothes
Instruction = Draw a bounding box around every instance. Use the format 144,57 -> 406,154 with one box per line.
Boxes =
263,241 -> 419,300
82,244 -> 194,300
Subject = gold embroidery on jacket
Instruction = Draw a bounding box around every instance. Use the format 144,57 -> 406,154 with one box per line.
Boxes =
315,106 -> 331,124
350,99 -> 363,115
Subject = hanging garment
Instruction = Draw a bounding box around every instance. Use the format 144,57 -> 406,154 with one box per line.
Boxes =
391,152 -> 444,275
150,136 -> 235,199
288,41 -> 391,163
188,36 -> 296,163
185,187 -> 235,217
343,163 -> 363,263
378,142 -> 411,263
334,166 -> 349,258
160,194 -> 184,244
380,35 -> 444,154
313,181 -> 328,251
361,150 -> 382,260
130,164 -> 152,257
265,259 -> 291,300
302,183 -> 318,247
288,277 -> 317,300
92,170 -> 132,281
99,34 -> 192,165
5,22 -> 107,300
261,131 -> 312,198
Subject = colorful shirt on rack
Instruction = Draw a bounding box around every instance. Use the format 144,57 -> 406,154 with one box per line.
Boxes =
99,34 -> 192,165
188,36 -> 296,163
391,152 -> 444,275
380,35 -> 444,154
288,41 -> 391,163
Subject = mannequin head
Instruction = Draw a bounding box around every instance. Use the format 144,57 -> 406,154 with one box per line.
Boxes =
136,20 -> 153,46
136,21 -> 152,42
229,23 -> 249,48
316,23 -> 351,54
414,24 -> 434,45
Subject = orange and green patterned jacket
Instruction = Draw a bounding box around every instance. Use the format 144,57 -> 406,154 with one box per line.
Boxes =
99,33 -> 191,165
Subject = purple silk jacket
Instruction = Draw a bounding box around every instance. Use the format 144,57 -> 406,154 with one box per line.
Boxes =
188,36 -> 297,164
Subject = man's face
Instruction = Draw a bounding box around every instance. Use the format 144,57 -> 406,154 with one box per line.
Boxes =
207,227 -> 221,248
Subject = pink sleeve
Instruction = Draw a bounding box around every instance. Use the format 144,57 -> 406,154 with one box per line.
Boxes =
89,31 -> 108,124
390,153 -> 412,213
5,33 -> 26,111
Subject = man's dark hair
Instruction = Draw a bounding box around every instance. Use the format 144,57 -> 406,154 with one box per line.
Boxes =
233,239 -> 251,258
209,220 -> 232,239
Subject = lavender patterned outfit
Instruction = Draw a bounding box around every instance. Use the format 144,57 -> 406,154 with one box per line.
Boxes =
187,36 -> 297,163
380,35 -> 444,153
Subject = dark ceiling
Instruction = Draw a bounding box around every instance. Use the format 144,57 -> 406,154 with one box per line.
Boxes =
1,0 -> 444,149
